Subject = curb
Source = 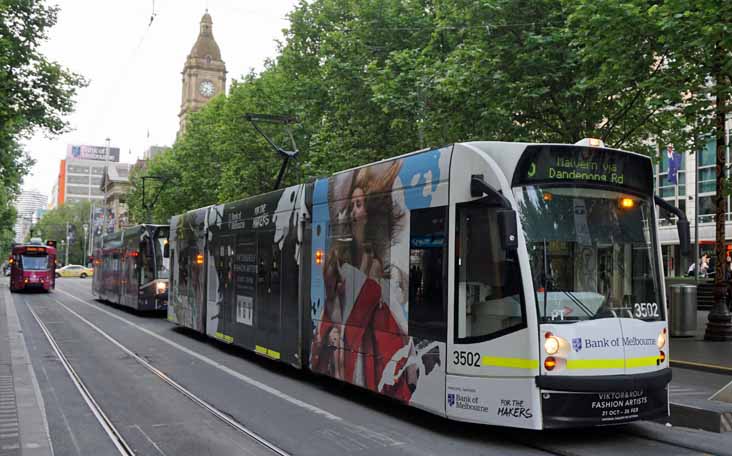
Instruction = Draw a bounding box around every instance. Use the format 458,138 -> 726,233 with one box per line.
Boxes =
670,359 -> 732,376
669,399 -> 732,433
1,283 -> 54,455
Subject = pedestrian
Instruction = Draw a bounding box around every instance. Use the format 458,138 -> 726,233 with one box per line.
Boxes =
699,254 -> 710,277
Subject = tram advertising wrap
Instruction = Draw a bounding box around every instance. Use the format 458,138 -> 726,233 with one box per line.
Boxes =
166,140 -> 680,430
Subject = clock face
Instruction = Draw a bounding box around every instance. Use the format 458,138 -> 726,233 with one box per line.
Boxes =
199,80 -> 215,97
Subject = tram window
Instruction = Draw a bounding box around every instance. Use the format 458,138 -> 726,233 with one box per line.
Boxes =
408,207 -> 447,342
455,203 -> 525,343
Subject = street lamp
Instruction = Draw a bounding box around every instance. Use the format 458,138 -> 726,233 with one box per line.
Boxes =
102,137 -> 111,232
60,240 -> 65,266
82,223 -> 88,266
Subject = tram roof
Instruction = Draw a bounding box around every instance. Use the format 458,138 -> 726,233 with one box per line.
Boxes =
330,141 -> 649,180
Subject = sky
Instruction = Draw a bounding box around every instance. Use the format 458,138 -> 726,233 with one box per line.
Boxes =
21,0 -> 299,202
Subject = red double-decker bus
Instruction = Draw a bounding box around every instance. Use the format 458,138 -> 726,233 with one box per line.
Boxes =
8,243 -> 57,292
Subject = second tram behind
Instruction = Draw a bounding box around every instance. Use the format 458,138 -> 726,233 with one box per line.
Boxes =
166,140 -> 688,429
8,242 -> 57,292
92,224 -> 170,311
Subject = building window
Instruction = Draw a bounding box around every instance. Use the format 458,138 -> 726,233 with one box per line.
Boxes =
656,151 -> 685,226
68,166 -> 90,174
66,185 -> 89,195
68,175 -> 90,184
697,138 -> 731,223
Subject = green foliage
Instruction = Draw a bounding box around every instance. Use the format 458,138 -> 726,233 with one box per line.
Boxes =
31,201 -> 92,265
0,0 -> 86,255
130,0 -> 729,224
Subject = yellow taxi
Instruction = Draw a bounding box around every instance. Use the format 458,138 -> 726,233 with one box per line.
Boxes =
56,264 -> 94,278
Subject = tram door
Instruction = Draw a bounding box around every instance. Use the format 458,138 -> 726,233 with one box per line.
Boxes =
445,143 -> 541,429
256,232 -> 282,357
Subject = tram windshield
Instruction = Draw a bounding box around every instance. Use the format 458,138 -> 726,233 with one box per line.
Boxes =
21,255 -> 48,271
514,185 -> 663,322
155,229 -> 170,279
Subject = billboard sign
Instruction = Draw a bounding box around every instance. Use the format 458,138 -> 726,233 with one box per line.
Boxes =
66,144 -> 120,162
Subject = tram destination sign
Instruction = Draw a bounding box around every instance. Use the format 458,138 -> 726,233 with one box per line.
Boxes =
513,145 -> 654,195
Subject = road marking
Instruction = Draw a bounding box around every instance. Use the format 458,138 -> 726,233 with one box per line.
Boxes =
130,424 -> 167,456
51,298 -> 291,456
55,288 -> 343,422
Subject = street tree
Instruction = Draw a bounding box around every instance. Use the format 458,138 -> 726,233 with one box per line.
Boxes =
31,201 -> 92,266
569,0 -> 732,338
0,0 -> 86,256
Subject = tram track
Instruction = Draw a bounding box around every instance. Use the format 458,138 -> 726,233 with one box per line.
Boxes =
26,301 -> 135,456
26,292 -> 290,456
53,281 -> 727,456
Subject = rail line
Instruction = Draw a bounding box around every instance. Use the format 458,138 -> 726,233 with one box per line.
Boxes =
30,293 -> 291,456
54,281 -> 724,456
27,302 -> 135,456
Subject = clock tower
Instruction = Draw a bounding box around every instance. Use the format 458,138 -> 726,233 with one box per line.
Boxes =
178,11 -> 226,135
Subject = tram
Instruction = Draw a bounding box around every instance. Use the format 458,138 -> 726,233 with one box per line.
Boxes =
8,241 -> 57,292
92,224 -> 170,311
167,140 -> 688,429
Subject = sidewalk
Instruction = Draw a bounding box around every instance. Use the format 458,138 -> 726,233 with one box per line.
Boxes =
670,310 -> 732,374
0,279 -> 52,456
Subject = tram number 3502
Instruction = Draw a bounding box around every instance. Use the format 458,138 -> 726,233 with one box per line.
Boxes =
453,351 -> 481,367
633,302 -> 659,319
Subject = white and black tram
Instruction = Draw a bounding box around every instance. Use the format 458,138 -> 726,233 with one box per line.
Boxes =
93,224 -> 171,311
167,140 -> 688,429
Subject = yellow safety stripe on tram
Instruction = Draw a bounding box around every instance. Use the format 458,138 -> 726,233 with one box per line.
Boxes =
626,356 -> 662,368
214,332 -> 233,344
255,345 -> 281,360
566,356 -> 660,370
481,356 -> 539,369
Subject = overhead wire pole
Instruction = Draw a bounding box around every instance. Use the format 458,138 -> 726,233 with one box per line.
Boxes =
102,138 -> 110,234
141,175 -> 170,223
244,113 -> 300,191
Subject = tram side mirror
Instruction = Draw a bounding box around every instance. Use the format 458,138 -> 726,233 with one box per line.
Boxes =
163,242 -> 170,258
470,175 -> 512,209
497,209 -> 518,251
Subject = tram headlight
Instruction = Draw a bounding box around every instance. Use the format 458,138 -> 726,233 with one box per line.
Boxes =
544,336 -> 560,355
543,332 -> 563,355
657,328 -> 667,349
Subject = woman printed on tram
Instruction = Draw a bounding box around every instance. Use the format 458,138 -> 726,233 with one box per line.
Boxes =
313,161 -> 419,400
342,163 -> 419,400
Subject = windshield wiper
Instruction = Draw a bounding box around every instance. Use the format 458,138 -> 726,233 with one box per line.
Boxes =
558,289 -> 594,318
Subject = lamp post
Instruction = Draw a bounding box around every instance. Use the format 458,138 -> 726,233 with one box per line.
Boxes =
82,223 -> 88,266
102,137 -> 111,233
60,240 -> 66,267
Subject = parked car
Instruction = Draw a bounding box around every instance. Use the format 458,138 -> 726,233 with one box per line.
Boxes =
56,264 -> 94,278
